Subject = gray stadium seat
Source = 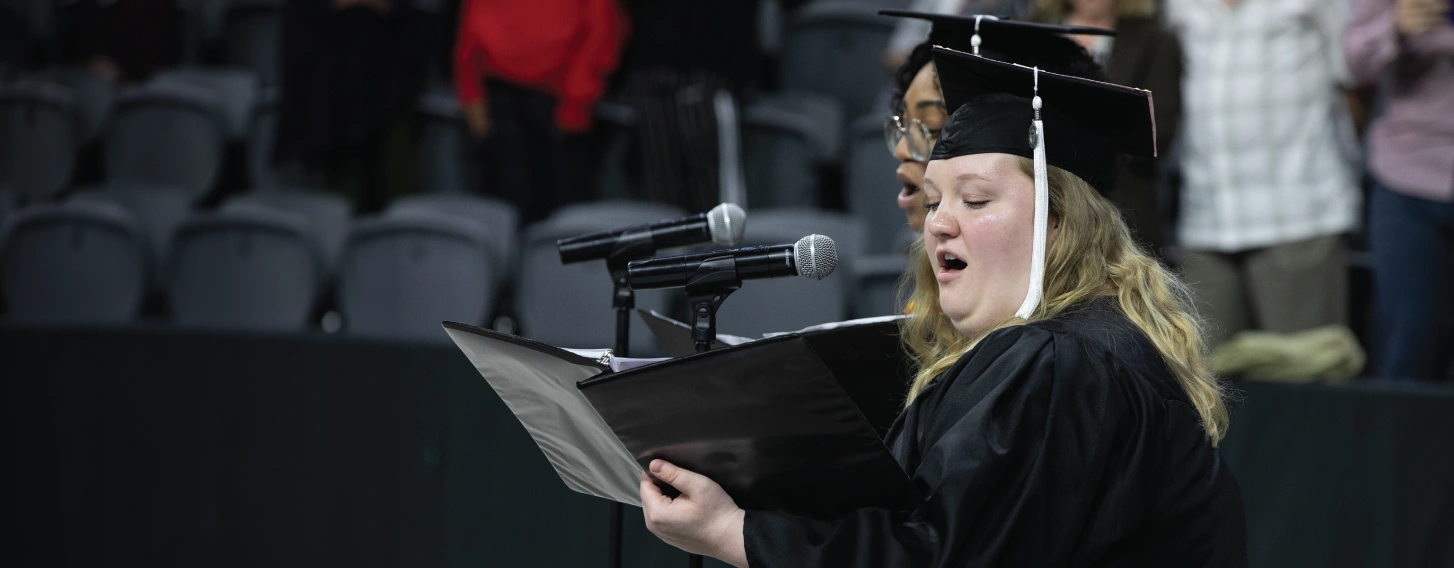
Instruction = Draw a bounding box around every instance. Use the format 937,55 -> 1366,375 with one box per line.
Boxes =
549,200 -> 686,227
846,113 -> 910,253
715,207 -> 864,337
223,0 -> 284,85
386,192 -> 518,282
22,67 -> 116,143
69,184 -> 192,287
740,92 -> 845,209
337,210 -> 498,342
593,100 -> 638,200
893,225 -> 917,255
0,199 -> 148,323
415,89 -> 480,193
759,0 -> 785,57
782,1 -> 895,126
515,202 -> 686,354
153,66 -> 260,141
104,81 -> 227,199
852,253 -> 909,318
0,81 -> 79,201
168,205 -> 322,331
224,188 -> 351,274
748,90 -> 844,159
741,103 -> 831,209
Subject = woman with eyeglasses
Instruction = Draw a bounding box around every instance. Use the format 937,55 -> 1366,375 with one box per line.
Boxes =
886,42 -> 948,235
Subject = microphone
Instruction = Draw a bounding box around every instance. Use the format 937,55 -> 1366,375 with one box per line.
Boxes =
626,234 -> 837,290
557,203 -> 747,264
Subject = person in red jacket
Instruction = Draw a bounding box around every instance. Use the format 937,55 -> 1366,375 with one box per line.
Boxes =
452,0 -> 626,222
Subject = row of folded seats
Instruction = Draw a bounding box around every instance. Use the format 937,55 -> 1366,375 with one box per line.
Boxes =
2,72 -> 907,229
1,67 -> 291,199
1,0 -> 914,248
1,71 -> 908,247
0,0 -> 917,352
0,190 -> 912,354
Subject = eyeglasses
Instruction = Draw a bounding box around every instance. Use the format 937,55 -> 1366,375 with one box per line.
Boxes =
884,115 -> 937,162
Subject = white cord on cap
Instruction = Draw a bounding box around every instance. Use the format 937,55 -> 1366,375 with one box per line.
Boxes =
1032,67 -> 1043,116
1016,66 -> 1050,321
971,15 -> 999,56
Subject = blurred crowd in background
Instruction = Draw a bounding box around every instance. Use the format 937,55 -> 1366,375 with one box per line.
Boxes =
0,0 -> 1450,380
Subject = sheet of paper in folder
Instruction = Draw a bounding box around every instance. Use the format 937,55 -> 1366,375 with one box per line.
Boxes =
442,322 -> 645,506
636,308 -> 906,357
444,319 -> 924,518
637,309 -> 912,436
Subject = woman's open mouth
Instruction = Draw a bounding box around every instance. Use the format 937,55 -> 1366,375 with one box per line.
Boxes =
897,183 -> 920,213
936,250 -> 967,281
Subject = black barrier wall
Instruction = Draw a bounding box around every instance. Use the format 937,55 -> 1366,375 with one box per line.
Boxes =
1221,381 -> 1454,568
3,326 -> 1453,568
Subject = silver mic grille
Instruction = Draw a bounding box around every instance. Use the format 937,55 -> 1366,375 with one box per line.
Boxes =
707,203 -> 747,246
793,234 -> 837,280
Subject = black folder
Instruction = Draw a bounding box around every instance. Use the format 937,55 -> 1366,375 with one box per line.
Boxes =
443,319 -> 922,519
635,310 -> 912,436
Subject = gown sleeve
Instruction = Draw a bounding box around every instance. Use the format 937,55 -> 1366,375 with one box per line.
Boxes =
742,326 -> 1142,567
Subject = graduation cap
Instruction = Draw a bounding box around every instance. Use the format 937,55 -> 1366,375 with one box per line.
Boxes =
879,9 -> 1114,77
931,47 -> 1157,182
928,46 -> 1157,319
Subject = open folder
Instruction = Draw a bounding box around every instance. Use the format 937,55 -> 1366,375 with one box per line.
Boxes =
443,318 -> 921,519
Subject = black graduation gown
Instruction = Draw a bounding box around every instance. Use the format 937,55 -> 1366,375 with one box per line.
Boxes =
743,299 -> 1247,567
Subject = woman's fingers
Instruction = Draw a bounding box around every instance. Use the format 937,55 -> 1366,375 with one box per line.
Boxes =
641,469 -> 693,537
649,459 -> 711,497
640,471 -> 671,507
638,461 -> 747,562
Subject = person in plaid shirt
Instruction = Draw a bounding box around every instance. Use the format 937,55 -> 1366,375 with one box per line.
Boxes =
1165,0 -> 1361,348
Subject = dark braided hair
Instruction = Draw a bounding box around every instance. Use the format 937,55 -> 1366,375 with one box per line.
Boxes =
890,41 -> 938,115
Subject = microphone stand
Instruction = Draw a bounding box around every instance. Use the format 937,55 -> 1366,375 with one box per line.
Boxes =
681,257 -> 741,568
601,230 -> 655,568
684,257 -> 741,354
604,257 -> 630,568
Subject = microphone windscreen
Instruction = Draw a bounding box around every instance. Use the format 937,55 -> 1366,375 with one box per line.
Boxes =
707,203 -> 747,246
793,234 -> 837,280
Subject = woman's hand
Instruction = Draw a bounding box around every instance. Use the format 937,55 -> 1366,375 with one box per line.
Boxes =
640,459 -> 749,568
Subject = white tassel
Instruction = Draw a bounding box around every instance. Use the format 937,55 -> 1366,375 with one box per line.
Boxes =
1016,73 -> 1049,320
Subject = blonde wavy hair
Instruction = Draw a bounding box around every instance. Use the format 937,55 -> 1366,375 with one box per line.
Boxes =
1032,0 -> 1158,22
898,158 -> 1230,444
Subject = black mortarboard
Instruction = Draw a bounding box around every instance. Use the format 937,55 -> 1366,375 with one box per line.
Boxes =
929,46 -> 1157,193
879,9 -> 1113,78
